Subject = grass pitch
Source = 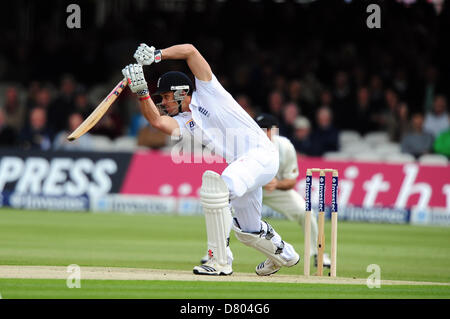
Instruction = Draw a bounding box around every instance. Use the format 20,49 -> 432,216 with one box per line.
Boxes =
0,208 -> 449,298
1,278 -> 449,299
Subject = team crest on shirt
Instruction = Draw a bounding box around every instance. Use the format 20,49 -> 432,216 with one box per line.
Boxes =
186,119 -> 196,130
198,106 -> 210,117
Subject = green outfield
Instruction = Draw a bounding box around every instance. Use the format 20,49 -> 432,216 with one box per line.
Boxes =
0,208 -> 449,299
1,279 -> 449,299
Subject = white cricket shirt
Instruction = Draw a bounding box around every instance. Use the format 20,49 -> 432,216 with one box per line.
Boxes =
173,74 -> 275,163
272,135 -> 299,180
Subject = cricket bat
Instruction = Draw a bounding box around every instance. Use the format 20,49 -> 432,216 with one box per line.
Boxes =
67,78 -> 128,141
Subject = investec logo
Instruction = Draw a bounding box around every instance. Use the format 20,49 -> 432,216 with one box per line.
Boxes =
0,156 -> 117,197
305,175 -> 312,211
319,176 -> 325,211
332,176 -> 338,212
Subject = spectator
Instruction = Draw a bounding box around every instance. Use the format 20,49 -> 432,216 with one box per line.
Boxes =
392,68 -> 409,101
267,90 -> 284,120
319,89 -> 333,109
378,88 -> 400,140
424,95 -> 449,139
332,71 -> 353,128
47,74 -> 77,133
291,116 -> 313,155
19,107 -> 52,150
22,86 -> 53,135
279,102 -> 299,140
128,108 -> 149,138
433,128 -> 450,158
273,75 -> 287,96
352,65 -> 367,88
422,65 -> 439,114
287,79 -> 310,113
316,89 -> 333,121
53,112 -> 93,151
236,94 -> 257,119
2,86 -> 25,132
73,89 -> 94,119
351,87 -> 377,135
288,79 -> 302,105
333,71 -> 351,104
36,87 -> 53,108
137,124 -> 169,149
90,103 -> 125,139
25,81 -> 41,110
393,101 -> 411,142
0,108 -> 18,147
26,86 -> 53,119
368,74 -> 385,113
400,113 -> 434,158
300,71 -> 322,107
309,107 -> 339,156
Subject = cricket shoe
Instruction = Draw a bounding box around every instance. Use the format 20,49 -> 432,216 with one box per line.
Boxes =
255,252 -> 300,276
200,254 -> 209,264
201,247 -> 233,265
314,253 -> 331,268
193,259 -> 233,276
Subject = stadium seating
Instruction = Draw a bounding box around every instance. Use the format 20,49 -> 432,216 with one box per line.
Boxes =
363,131 -> 390,147
113,136 -> 138,152
323,151 -> 352,161
373,142 -> 401,155
384,153 -> 416,163
352,152 -> 384,162
341,141 -> 372,155
91,135 -> 114,152
338,130 -> 361,148
418,154 -> 449,165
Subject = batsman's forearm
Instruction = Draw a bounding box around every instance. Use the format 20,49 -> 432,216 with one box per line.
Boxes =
138,98 -> 178,136
161,44 -> 196,61
139,98 -> 162,127
161,44 -> 212,81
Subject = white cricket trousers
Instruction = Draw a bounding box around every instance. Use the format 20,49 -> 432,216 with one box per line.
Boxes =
263,189 -> 318,255
220,147 -> 298,261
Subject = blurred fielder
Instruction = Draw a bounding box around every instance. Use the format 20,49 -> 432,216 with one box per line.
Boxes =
200,113 -> 331,269
257,114 -> 330,269
122,43 -> 299,276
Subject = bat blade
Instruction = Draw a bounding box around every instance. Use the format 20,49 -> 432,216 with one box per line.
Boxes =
67,78 -> 128,141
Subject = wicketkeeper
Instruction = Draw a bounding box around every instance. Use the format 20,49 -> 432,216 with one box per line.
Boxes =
122,43 -> 300,276
257,114 -> 331,269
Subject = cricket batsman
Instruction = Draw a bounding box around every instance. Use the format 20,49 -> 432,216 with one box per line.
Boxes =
122,43 -> 300,276
201,113 -> 331,270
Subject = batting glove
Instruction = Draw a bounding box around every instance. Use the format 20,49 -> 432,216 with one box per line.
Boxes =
122,64 -> 148,95
133,43 -> 162,66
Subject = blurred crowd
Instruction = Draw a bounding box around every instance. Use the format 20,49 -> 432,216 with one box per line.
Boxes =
1,0 -> 449,158
1,64 -> 449,159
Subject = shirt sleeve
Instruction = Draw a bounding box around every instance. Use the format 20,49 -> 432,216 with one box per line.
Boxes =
172,114 -> 189,139
194,73 -> 230,101
280,139 -> 300,180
